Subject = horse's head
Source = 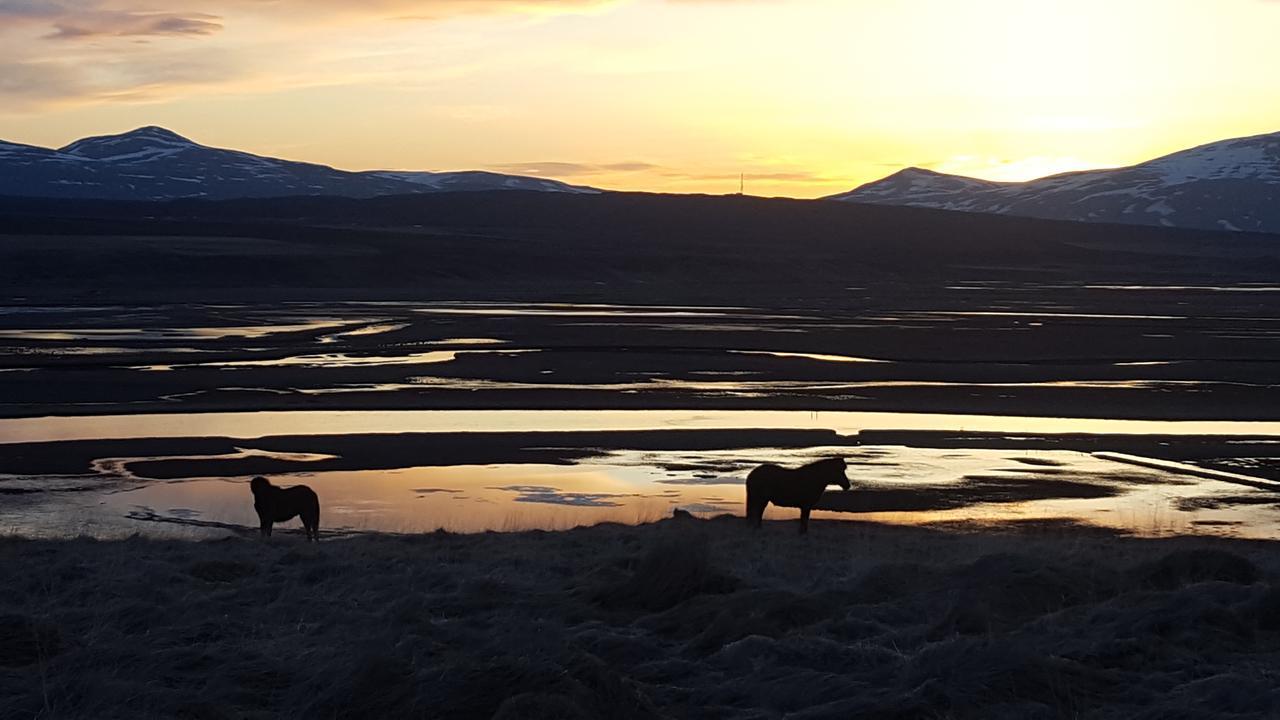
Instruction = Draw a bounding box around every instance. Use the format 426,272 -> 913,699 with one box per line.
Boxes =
249,476 -> 272,496
820,457 -> 850,491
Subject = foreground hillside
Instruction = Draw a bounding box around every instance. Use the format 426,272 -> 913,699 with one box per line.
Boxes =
4,517 -> 1279,719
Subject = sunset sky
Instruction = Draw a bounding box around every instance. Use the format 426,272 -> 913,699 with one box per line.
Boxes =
2,0 -> 1279,197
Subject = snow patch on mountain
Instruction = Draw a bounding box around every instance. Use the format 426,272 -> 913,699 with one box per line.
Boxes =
830,130 -> 1280,234
0,126 -> 603,201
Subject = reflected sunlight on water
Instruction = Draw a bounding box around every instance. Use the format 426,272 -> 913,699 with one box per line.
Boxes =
5,409 -> 1280,445
7,444 -> 1274,540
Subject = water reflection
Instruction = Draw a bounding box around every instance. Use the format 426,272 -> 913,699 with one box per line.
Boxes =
93,464 -> 681,535
38,446 -> 1276,539
316,322 -> 409,344
146,351 -> 461,371
4,409 -> 1280,445
0,319 -> 358,342
730,350 -> 890,364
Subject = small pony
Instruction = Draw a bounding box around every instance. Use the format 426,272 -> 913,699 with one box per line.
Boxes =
745,457 -> 849,534
250,476 -> 320,541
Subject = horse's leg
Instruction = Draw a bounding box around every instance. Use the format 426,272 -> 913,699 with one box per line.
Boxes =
303,508 -> 319,541
799,507 -> 810,535
260,519 -> 272,538
745,487 -> 764,528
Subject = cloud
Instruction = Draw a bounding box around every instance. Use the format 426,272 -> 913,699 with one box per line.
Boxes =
486,159 -> 850,186
0,0 -> 623,109
0,2 -> 223,40
0,38 -> 249,110
0,1 -> 59,20
1,0 -> 608,39
487,160 -> 660,176
660,168 -> 846,184
603,161 -> 660,172
45,11 -> 223,40
0,60 -> 84,101
390,0 -> 616,22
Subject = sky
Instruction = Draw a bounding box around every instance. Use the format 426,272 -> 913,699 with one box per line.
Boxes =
1,0 -> 1279,198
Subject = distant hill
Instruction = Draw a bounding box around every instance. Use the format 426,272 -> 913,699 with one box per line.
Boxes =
828,131 -> 1280,234
3,189 -> 1280,305
0,126 -> 599,201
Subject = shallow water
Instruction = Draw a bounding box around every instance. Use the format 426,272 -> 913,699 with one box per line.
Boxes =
10,444 -> 1278,539
0,318 -> 358,342
2,296 -> 1278,540
4,408 -> 1280,445
2,408 -> 1280,539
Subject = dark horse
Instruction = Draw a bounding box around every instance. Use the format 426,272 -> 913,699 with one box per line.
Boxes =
746,457 -> 849,534
250,476 -> 320,541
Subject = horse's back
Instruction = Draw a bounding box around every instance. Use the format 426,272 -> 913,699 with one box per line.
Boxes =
746,463 -> 786,487
746,462 -> 831,509
269,485 -> 320,522
289,485 -> 320,514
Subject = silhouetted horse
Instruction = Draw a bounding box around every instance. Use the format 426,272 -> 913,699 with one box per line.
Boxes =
745,457 -> 849,534
250,476 -> 320,541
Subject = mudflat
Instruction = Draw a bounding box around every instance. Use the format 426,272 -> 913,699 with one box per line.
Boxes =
3,193 -> 1279,421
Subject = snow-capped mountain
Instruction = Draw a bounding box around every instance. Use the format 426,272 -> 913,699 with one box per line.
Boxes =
0,126 -> 599,201
829,131 -> 1280,234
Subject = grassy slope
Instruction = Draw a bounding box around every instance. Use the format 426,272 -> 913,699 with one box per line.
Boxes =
3,517 -> 1280,719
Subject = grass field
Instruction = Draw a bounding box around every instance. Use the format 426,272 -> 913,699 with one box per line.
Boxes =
4,515 -> 1279,719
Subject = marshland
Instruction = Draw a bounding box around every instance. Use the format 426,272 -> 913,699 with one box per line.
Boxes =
3,192 -> 1280,718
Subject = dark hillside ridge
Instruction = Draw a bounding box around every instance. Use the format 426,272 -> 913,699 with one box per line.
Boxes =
1,191 -> 1277,303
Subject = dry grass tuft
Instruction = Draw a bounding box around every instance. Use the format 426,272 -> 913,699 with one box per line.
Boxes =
3,517 -> 1280,718
1133,548 -> 1261,589
188,560 -> 258,583
594,530 -> 738,612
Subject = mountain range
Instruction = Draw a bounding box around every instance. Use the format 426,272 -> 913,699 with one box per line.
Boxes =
0,126 -> 597,201
3,125 -> 1279,235
829,131 -> 1280,234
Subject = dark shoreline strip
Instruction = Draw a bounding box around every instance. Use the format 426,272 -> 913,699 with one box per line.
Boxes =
1093,452 -> 1280,492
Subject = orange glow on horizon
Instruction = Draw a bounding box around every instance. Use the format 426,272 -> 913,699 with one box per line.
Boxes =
1,0 -> 1278,198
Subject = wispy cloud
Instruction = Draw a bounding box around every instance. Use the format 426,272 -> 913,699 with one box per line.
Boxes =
0,0 -> 614,32
0,59 -> 84,101
486,159 -> 850,188
0,0 -> 622,109
45,11 -> 223,40
0,1 -> 221,39
487,160 -> 660,176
